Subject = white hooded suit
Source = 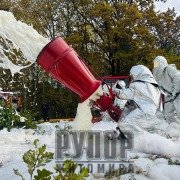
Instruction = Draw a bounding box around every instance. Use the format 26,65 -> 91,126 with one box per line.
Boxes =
153,56 -> 180,122
114,65 -> 161,129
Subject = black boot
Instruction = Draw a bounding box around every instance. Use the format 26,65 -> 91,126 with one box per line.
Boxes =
116,126 -> 127,140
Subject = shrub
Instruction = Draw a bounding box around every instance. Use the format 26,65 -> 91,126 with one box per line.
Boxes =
14,139 -> 89,180
0,101 -> 21,131
0,101 -> 36,131
20,110 -> 37,129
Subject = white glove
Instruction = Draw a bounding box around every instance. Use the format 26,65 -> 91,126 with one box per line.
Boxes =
113,88 -> 121,96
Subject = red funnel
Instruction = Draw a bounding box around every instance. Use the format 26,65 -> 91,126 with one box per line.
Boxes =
37,37 -> 122,122
37,37 -> 101,102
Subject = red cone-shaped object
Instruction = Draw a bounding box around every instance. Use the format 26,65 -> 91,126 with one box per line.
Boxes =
37,37 -> 101,102
37,37 -> 122,121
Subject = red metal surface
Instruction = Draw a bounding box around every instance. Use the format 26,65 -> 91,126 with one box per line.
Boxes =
103,76 -> 129,80
95,93 -> 113,111
95,94 -> 122,122
37,37 -> 122,121
102,75 -> 130,88
37,37 -> 101,102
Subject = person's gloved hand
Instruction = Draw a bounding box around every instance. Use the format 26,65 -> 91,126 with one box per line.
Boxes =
113,88 -> 120,96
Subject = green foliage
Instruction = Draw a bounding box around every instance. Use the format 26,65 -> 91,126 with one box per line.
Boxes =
20,110 -> 37,129
14,169 -> 25,180
14,139 -> 89,180
24,139 -> 53,177
0,36 -> 29,66
0,101 -> 36,131
34,169 -> 52,180
168,158 -> 180,165
14,139 -> 54,179
9,0 -> 179,76
104,169 -> 127,179
0,0 -> 12,11
0,101 -> 21,131
54,160 -> 89,180
91,108 -> 101,117
104,169 -> 136,179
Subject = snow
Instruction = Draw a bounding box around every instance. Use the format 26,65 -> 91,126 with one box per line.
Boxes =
0,10 -> 49,76
134,133 -> 180,158
0,117 -> 179,180
73,86 -> 103,130
0,123 -> 57,179
73,100 -> 93,130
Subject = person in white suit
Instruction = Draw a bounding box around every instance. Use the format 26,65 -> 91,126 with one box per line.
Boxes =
153,56 -> 180,123
113,65 -> 162,130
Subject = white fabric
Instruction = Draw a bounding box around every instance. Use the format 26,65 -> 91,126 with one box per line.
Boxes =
113,80 -> 127,109
152,56 -> 180,122
119,109 -> 156,130
114,98 -> 127,109
102,83 -> 110,95
154,56 -> 168,66
116,80 -> 126,88
115,65 -> 161,129
163,96 -> 180,123
130,65 -> 158,84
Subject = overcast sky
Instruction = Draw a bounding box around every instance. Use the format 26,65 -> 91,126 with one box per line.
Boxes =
155,0 -> 180,15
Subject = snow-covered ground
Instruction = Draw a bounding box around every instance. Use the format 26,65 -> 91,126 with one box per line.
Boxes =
0,116 -> 180,180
